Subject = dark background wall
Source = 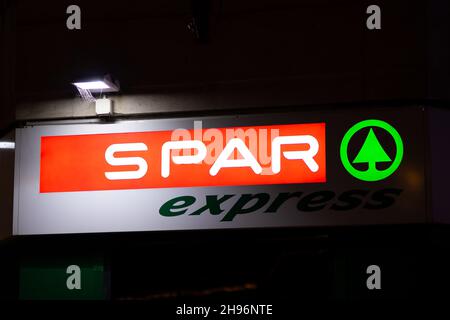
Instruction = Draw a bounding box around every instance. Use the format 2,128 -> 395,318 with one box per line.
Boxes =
2,0 -> 447,123
0,1 -> 15,240
1,0 -> 15,132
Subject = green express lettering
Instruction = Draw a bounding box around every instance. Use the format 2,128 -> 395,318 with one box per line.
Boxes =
190,195 -> 235,215
264,192 -> 303,213
331,190 -> 370,211
364,188 -> 403,209
221,193 -> 270,221
158,188 -> 404,220
297,191 -> 336,212
159,196 -> 196,217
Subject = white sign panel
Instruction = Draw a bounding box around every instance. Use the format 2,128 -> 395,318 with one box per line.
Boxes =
14,108 -> 426,235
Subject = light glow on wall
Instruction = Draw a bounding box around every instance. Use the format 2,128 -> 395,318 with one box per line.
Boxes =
0,142 -> 15,149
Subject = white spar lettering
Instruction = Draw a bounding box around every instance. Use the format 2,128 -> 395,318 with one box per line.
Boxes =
161,140 -> 207,178
104,143 -> 148,180
272,135 -> 319,173
209,138 -> 262,176
104,135 -> 320,179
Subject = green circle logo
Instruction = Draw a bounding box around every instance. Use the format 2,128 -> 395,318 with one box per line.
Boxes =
340,119 -> 403,182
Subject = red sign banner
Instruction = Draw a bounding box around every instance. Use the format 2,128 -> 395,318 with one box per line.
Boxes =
40,123 -> 326,193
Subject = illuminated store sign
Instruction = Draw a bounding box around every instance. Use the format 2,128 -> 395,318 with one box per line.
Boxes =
13,107 -> 426,235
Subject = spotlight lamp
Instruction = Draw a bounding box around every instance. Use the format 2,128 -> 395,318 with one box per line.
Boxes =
73,75 -> 120,93
72,74 -> 120,116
